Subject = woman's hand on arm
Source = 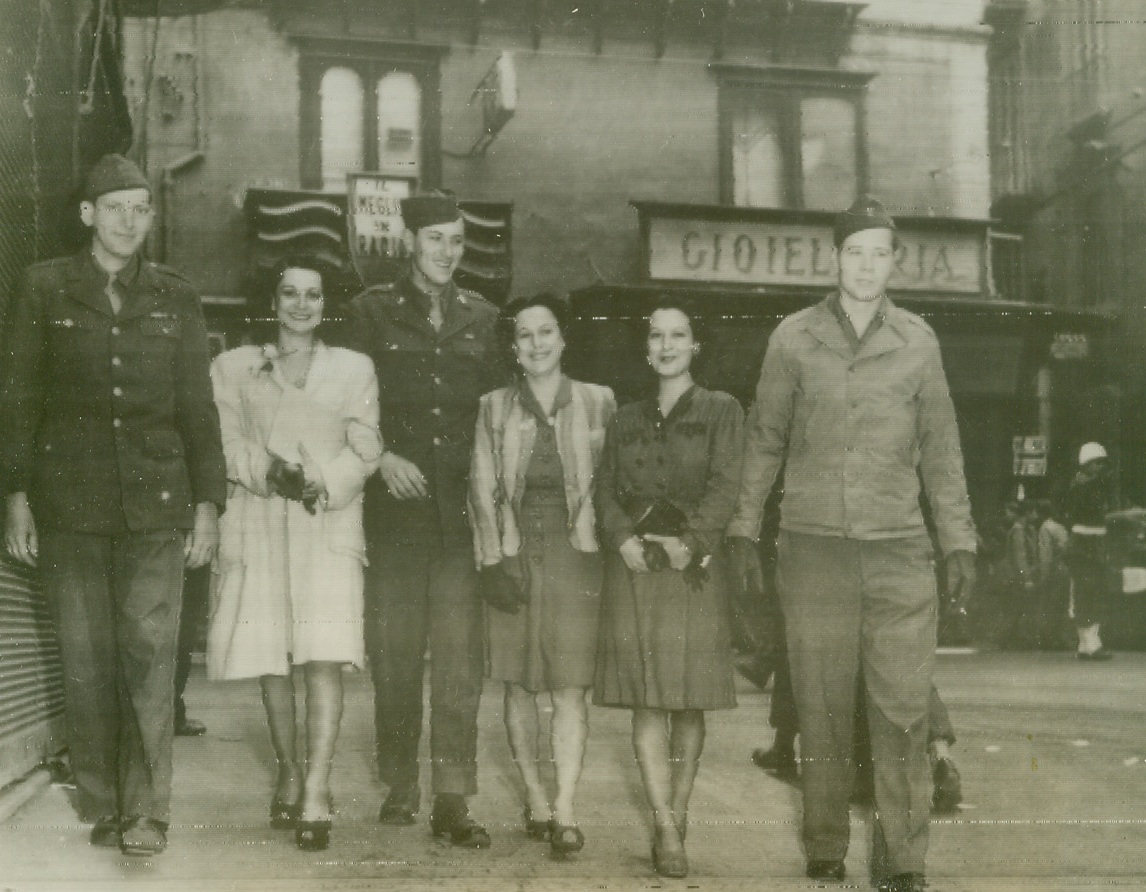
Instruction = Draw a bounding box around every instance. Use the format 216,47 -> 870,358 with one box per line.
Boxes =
619,536 -> 650,573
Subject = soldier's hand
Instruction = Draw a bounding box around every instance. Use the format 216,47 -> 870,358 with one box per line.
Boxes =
946,549 -> 977,609
620,536 -> 650,573
379,451 -> 429,500
185,503 -> 219,568
726,535 -> 765,597
5,493 -> 38,567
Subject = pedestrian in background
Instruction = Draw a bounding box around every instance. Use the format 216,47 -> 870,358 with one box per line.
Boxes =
1,154 -> 226,856
594,298 -> 744,879
343,192 -> 503,847
468,293 -> 615,857
207,256 -> 381,851
1034,499 -> 1071,649
726,196 -> 976,892
1002,499 -> 1040,648
1064,442 -> 1116,661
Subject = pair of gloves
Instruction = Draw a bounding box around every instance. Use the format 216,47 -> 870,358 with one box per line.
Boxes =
479,560 -> 529,614
267,457 -> 320,515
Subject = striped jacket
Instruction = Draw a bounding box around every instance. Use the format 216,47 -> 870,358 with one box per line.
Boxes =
467,377 -> 615,567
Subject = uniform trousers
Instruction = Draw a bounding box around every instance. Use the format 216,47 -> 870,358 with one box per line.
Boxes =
364,541 -> 484,797
39,530 -> 185,824
777,531 -> 937,877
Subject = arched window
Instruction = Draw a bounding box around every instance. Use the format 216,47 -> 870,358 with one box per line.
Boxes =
298,39 -> 445,192
319,67 -> 365,192
376,71 -> 421,179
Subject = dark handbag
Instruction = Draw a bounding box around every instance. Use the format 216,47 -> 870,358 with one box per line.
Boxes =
629,497 -> 709,591
479,562 -> 526,614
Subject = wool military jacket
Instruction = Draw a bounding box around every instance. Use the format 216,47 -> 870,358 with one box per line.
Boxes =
726,294 -> 976,556
343,275 -> 504,546
0,251 -> 226,533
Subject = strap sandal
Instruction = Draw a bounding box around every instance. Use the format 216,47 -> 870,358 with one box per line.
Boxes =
550,822 -> 585,856
295,818 -> 331,851
523,806 -> 552,841
270,798 -> 301,830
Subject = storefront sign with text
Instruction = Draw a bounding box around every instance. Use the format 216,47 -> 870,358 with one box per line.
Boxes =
646,217 -> 983,293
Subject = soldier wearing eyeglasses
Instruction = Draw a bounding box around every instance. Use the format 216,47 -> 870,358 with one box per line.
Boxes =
0,154 -> 226,857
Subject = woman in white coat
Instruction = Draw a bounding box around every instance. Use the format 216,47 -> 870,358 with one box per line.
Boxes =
207,257 -> 381,851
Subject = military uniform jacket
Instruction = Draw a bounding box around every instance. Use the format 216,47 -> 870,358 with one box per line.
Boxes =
343,276 -> 503,546
0,251 -> 227,533
726,294 -> 976,556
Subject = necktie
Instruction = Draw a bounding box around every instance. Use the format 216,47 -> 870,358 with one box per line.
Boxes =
105,274 -> 122,315
428,295 -> 444,331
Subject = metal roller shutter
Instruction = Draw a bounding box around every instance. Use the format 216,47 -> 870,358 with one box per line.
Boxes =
0,558 -> 66,789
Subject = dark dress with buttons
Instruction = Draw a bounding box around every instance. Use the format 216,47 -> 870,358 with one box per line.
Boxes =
486,391 -> 604,692
594,386 -> 743,711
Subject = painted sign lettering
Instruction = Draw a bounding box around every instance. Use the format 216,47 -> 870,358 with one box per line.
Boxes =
650,217 -> 982,293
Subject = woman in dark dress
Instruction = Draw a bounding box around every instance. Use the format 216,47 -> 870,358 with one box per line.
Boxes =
594,298 -> 744,878
468,294 -> 616,856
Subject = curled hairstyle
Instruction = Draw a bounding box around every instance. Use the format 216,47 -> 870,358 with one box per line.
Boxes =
499,292 -> 572,368
245,253 -> 346,343
646,294 -> 710,351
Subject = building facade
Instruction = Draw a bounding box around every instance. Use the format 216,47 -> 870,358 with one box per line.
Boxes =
117,0 -> 1099,519
988,0 -> 1141,503
121,0 -> 991,296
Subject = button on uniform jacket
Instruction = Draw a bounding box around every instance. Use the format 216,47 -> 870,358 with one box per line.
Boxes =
343,276 -> 504,546
0,252 -> 226,533
726,295 -> 976,556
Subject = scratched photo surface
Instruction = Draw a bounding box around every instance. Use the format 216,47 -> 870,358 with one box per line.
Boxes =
2,0 -> 1145,890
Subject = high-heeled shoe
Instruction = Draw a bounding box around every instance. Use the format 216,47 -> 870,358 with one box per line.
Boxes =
550,822 -> 585,857
523,806 -> 552,841
652,825 -> 688,878
270,799 -> 301,830
296,817 -> 332,851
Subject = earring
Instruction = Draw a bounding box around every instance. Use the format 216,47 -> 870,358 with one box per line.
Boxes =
693,345 -> 701,354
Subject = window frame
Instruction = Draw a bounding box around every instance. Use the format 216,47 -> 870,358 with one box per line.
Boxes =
296,36 -> 448,192
712,64 -> 874,209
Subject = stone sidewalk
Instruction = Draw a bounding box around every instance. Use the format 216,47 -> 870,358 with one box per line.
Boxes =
3,652 -> 1146,891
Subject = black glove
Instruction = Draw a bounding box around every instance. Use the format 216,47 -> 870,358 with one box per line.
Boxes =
266,458 -> 316,514
479,562 -> 526,614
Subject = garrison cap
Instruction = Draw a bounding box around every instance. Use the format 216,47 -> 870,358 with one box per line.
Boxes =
83,154 -> 151,203
401,190 -> 460,232
833,195 -> 896,249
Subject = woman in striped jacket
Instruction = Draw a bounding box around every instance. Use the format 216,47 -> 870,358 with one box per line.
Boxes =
468,293 -> 615,858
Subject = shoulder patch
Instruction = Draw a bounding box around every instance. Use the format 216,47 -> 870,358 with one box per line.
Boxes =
149,262 -> 193,284
894,307 -> 937,338
28,257 -> 71,273
773,304 -> 818,335
459,288 -> 497,312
